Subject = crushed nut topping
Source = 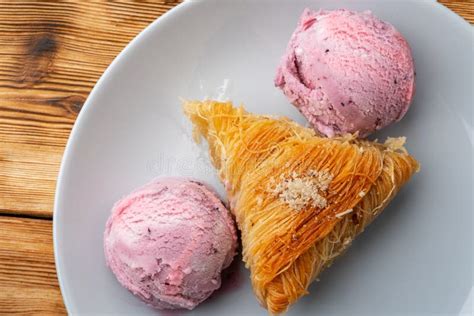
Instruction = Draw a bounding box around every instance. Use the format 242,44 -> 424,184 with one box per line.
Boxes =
267,169 -> 333,211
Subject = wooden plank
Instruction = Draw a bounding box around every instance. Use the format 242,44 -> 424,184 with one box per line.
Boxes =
0,143 -> 63,218
440,0 -> 474,24
0,1 -> 181,218
0,216 -> 66,314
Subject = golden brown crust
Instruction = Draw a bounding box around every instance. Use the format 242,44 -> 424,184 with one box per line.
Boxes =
184,100 -> 420,314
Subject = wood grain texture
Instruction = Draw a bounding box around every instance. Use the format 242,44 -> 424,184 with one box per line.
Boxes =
440,0 -> 474,23
0,217 -> 66,315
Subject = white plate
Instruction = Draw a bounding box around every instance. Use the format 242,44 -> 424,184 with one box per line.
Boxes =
54,1 -> 473,315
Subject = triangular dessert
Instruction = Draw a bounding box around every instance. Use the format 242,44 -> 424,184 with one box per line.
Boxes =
184,100 -> 419,314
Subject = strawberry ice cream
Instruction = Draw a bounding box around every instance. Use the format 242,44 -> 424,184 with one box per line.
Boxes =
275,9 -> 415,137
104,177 -> 237,310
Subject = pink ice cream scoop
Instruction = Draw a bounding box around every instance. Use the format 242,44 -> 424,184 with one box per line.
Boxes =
104,177 -> 237,310
275,9 -> 415,137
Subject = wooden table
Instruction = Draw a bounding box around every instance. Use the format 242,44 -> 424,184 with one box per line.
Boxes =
0,1 -> 471,314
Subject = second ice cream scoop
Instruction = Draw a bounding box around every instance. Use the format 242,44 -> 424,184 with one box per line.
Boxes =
104,177 -> 237,310
275,9 -> 416,137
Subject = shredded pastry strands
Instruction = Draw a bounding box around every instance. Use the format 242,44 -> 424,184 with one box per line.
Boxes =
335,208 -> 353,218
184,100 -> 420,314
